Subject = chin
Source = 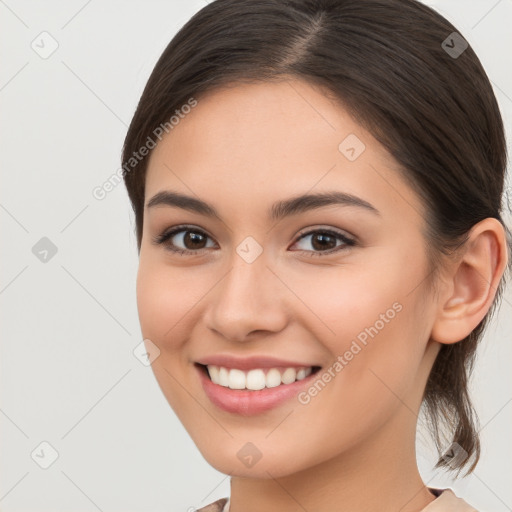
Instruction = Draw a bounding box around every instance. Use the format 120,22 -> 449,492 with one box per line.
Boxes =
196,439 -> 311,479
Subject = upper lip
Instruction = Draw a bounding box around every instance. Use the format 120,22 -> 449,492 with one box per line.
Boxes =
195,354 -> 321,371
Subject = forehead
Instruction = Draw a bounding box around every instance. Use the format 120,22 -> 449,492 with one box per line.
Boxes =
144,79 -> 424,225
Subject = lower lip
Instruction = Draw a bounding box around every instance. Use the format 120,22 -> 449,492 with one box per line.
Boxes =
195,364 -> 320,416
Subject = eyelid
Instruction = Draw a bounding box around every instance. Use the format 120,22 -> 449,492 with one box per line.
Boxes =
153,224 -> 357,256
151,224 -> 216,249
294,225 -> 356,243
290,226 -> 357,255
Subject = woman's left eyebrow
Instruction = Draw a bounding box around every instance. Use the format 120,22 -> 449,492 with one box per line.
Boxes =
146,190 -> 381,221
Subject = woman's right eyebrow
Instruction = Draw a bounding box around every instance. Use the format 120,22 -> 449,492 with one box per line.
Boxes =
146,189 -> 381,221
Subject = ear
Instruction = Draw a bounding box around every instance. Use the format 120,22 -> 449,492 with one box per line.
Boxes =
430,218 -> 508,344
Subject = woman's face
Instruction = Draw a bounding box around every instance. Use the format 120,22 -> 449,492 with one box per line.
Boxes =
137,78 -> 442,477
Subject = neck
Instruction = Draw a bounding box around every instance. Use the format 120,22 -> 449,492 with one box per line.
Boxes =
228,393 -> 436,512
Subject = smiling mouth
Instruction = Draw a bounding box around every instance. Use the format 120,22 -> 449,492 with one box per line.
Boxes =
195,363 -> 322,391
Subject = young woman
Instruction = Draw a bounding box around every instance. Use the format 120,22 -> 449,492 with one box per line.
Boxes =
121,0 -> 510,510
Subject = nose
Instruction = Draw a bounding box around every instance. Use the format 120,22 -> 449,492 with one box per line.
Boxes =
203,254 -> 288,342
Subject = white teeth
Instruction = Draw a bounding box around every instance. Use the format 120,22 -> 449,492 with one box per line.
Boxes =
265,368 -> 282,388
208,365 -> 220,383
205,365 -> 314,390
228,369 -> 246,389
281,367 -> 296,384
218,367 -> 229,387
246,369 -> 266,390
296,368 -> 307,380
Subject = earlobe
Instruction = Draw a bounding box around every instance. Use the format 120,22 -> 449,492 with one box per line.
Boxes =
430,218 -> 508,345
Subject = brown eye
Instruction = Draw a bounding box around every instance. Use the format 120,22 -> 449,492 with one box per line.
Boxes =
181,231 -> 208,250
291,229 -> 356,257
153,225 -> 356,257
153,226 -> 216,255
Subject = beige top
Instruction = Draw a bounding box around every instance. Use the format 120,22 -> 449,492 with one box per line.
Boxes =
196,488 -> 479,512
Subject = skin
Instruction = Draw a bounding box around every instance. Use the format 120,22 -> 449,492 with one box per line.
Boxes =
136,78 -> 508,512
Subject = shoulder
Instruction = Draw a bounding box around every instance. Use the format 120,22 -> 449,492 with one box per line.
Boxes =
424,488 -> 480,511
196,497 -> 229,512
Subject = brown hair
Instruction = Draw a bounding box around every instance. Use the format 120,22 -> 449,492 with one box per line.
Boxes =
122,0 -> 511,476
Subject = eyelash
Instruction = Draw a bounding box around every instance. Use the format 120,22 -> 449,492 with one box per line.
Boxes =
152,224 -> 357,257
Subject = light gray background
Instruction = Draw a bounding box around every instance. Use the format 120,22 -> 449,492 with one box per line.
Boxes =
1,1 -> 511,511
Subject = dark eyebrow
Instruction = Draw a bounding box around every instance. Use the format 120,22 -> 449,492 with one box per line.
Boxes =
146,190 -> 380,221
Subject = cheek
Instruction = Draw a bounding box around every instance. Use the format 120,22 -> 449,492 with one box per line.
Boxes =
287,261 -> 405,347
136,263 -> 170,342
135,256 -> 201,413
293,243 -> 428,352
136,255 -> 202,346
295,308 -> 425,461
288,256 -> 428,413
